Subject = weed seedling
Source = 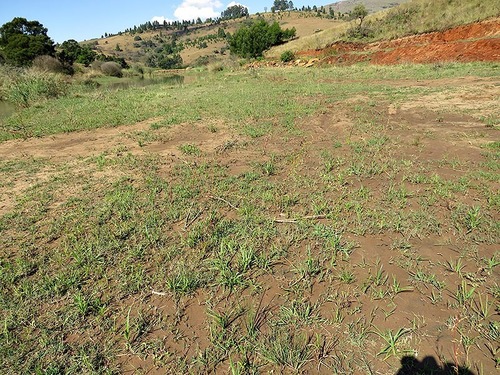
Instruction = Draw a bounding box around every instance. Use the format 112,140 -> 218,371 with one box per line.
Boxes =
443,257 -> 465,276
179,143 -> 201,156
465,206 -> 481,233
455,280 -> 476,307
124,307 -> 132,350
373,327 -> 412,360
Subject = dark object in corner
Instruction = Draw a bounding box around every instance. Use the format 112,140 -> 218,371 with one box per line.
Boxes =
396,356 -> 475,375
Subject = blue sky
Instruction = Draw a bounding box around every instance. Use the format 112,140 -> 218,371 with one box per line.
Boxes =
0,0 -> 329,43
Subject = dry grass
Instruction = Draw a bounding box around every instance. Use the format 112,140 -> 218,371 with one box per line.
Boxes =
268,0 -> 500,57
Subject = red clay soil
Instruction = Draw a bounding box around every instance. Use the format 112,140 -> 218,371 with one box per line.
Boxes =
298,17 -> 500,65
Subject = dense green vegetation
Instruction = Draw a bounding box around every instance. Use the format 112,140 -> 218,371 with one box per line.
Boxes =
229,19 -> 296,58
0,18 -> 55,66
221,4 -> 249,20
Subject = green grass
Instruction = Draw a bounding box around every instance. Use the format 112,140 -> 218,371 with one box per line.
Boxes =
0,62 -> 499,374
2,62 -> 499,142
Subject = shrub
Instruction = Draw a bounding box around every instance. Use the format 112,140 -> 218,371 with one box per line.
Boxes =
100,61 -> 122,77
192,55 -> 211,67
32,55 -> 64,73
145,53 -> 183,69
91,60 -> 104,71
280,50 -> 295,62
345,25 -> 374,39
229,20 -> 296,58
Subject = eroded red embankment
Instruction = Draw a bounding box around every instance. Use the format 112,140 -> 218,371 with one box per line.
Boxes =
299,18 -> 500,65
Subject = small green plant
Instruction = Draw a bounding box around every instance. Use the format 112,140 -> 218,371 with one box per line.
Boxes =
474,294 -> 492,319
373,327 -> 412,359
259,329 -> 313,371
276,300 -> 320,326
179,143 -> 201,156
337,268 -> 356,284
480,114 -> 499,128
390,276 -> 413,296
455,280 -> 476,306
299,248 -> 321,278
373,264 -> 388,286
72,291 -> 104,317
261,159 -> 276,176
465,206 -> 481,232
443,257 -> 465,275
165,268 -> 201,297
483,253 -> 499,273
280,50 -> 295,63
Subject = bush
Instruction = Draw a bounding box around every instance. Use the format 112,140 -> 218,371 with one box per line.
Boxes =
91,60 -> 104,71
100,61 -> 122,77
280,50 -> 295,62
229,20 -> 296,58
345,25 -> 374,39
145,53 -> 183,69
32,55 -> 64,73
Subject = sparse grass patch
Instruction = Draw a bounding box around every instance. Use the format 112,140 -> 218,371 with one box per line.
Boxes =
1,62 -> 499,374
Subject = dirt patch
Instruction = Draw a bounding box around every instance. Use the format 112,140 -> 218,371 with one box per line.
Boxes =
0,118 -> 237,162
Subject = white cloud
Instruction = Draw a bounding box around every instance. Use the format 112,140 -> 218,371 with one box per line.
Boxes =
225,2 -> 251,14
227,1 -> 245,7
174,0 -> 223,21
151,16 -> 174,24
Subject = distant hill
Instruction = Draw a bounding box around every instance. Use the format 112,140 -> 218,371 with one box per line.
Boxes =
88,12 -> 340,67
325,0 -> 410,14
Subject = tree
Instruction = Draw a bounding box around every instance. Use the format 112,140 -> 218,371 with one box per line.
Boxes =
273,0 -> 288,12
57,39 -> 96,67
0,17 -> 55,66
228,19 -> 296,58
352,5 -> 368,27
221,4 -> 249,20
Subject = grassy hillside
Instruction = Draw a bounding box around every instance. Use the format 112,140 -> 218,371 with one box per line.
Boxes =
325,0 -> 410,14
87,0 -> 499,67
268,0 -> 500,56
89,12 -> 339,68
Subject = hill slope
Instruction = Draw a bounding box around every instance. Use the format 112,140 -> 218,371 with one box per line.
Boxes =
88,12 -> 339,67
292,18 -> 500,65
268,0 -> 500,57
326,0 -> 410,14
